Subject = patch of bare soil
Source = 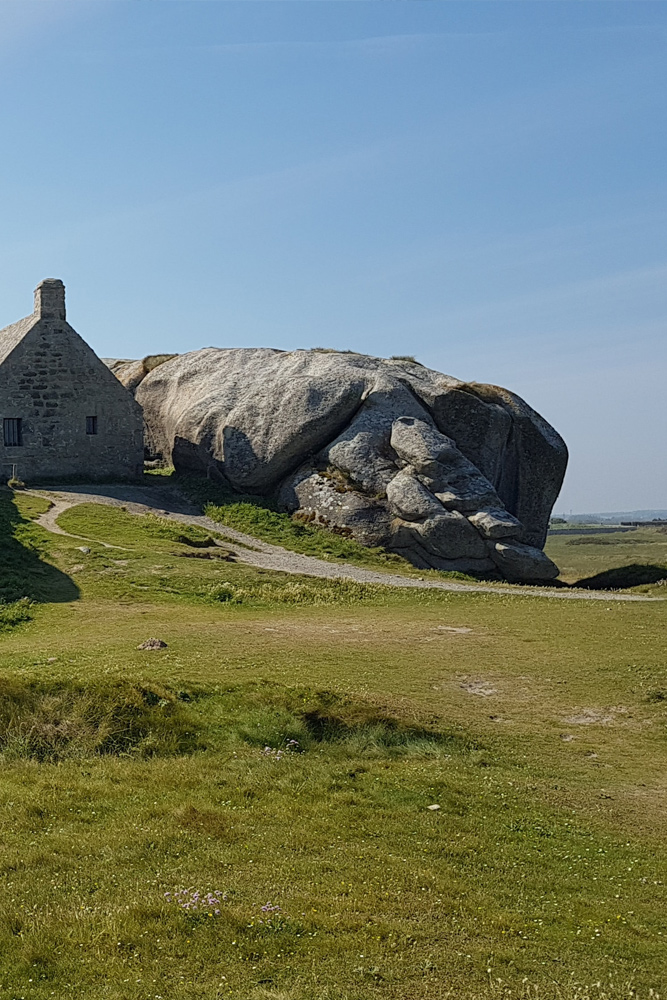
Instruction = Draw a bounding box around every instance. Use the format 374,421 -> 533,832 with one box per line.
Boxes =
431,625 -> 473,634
460,680 -> 498,697
563,708 -> 615,725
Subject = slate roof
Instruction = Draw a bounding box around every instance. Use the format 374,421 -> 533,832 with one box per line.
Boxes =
0,314 -> 37,366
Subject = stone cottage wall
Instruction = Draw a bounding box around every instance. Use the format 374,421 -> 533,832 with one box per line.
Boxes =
0,316 -> 144,482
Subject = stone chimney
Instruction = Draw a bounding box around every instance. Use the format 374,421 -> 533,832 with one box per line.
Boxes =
34,278 -> 66,320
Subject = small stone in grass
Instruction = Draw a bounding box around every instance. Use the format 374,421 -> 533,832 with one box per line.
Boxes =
78,546 -> 91,554
427,804 -> 441,811
137,637 -> 168,650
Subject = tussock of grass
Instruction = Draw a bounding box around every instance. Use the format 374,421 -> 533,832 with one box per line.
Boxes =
0,679 -> 201,761
0,679 -> 463,764
204,578 -> 385,606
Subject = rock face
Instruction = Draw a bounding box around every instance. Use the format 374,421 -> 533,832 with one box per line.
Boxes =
118,349 -> 566,582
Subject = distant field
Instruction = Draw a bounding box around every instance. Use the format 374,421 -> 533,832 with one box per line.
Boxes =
0,489 -> 665,999
545,525 -> 667,589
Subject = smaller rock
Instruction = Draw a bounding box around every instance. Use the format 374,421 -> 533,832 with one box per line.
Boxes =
395,510 -> 487,560
78,546 -> 91,554
468,508 -> 522,539
489,540 -> 559,582
386,468 -> 443,521
137,638 -> 168,650
390,417 -> 456,466
426,804 -> 441,811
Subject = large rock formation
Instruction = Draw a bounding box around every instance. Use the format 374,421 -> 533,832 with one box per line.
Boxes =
112,349 -> 567,582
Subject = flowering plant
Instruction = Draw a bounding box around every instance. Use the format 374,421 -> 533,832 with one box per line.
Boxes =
262,739 -> 300,761
164,888 -> 226,915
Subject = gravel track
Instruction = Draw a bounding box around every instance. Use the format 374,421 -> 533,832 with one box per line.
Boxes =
28,484 -> 662,603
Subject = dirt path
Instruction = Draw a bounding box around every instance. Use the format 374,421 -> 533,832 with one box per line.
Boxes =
29,484 -> 661,603
33,496 -> 127,549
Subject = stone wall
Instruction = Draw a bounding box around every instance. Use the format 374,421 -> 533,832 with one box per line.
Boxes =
0,312 -> 143,482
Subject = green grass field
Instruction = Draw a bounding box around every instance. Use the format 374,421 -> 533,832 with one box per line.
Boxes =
0,488 -> 665,999
545,526 -> 667,590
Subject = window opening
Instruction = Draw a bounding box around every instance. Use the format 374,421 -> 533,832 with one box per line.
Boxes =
3,418 -> 23,447
86,416 -> 98,435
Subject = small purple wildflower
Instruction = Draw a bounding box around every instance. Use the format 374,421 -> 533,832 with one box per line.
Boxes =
260,902 -> 281,914
165,888 -> 226,915
257,901 -> 285,928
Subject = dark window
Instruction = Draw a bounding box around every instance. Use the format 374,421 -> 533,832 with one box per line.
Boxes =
3,418 -> 22,447
86,416 -> 98,435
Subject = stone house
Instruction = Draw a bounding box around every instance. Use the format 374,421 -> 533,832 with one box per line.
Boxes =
0,279 -> 143,481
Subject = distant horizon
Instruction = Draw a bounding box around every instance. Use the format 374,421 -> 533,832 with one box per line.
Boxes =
552,508 -> 667,520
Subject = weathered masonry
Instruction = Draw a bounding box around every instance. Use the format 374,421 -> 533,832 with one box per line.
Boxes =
0,279 -> 143,481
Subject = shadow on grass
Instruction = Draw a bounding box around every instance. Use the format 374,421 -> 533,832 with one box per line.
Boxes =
0,490 -> 79,605
229,683 -> 477,756
575,563 -> 667,590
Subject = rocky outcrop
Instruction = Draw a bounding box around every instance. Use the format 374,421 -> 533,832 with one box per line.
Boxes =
119,349 -> 566,582
105,355 -> 177,393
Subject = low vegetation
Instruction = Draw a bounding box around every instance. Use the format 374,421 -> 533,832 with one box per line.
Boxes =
545,525 -> 667,591
0,489 -> 665,997
179,475 -> 421,573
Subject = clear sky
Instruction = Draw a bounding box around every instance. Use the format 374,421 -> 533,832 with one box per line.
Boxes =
0,2 -> 665,513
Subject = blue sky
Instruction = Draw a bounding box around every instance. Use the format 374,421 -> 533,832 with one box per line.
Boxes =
0,1 -> 665,513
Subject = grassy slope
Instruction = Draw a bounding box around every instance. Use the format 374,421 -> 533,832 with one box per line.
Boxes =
0,492 -> 665,998
175,474 -> 477,581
